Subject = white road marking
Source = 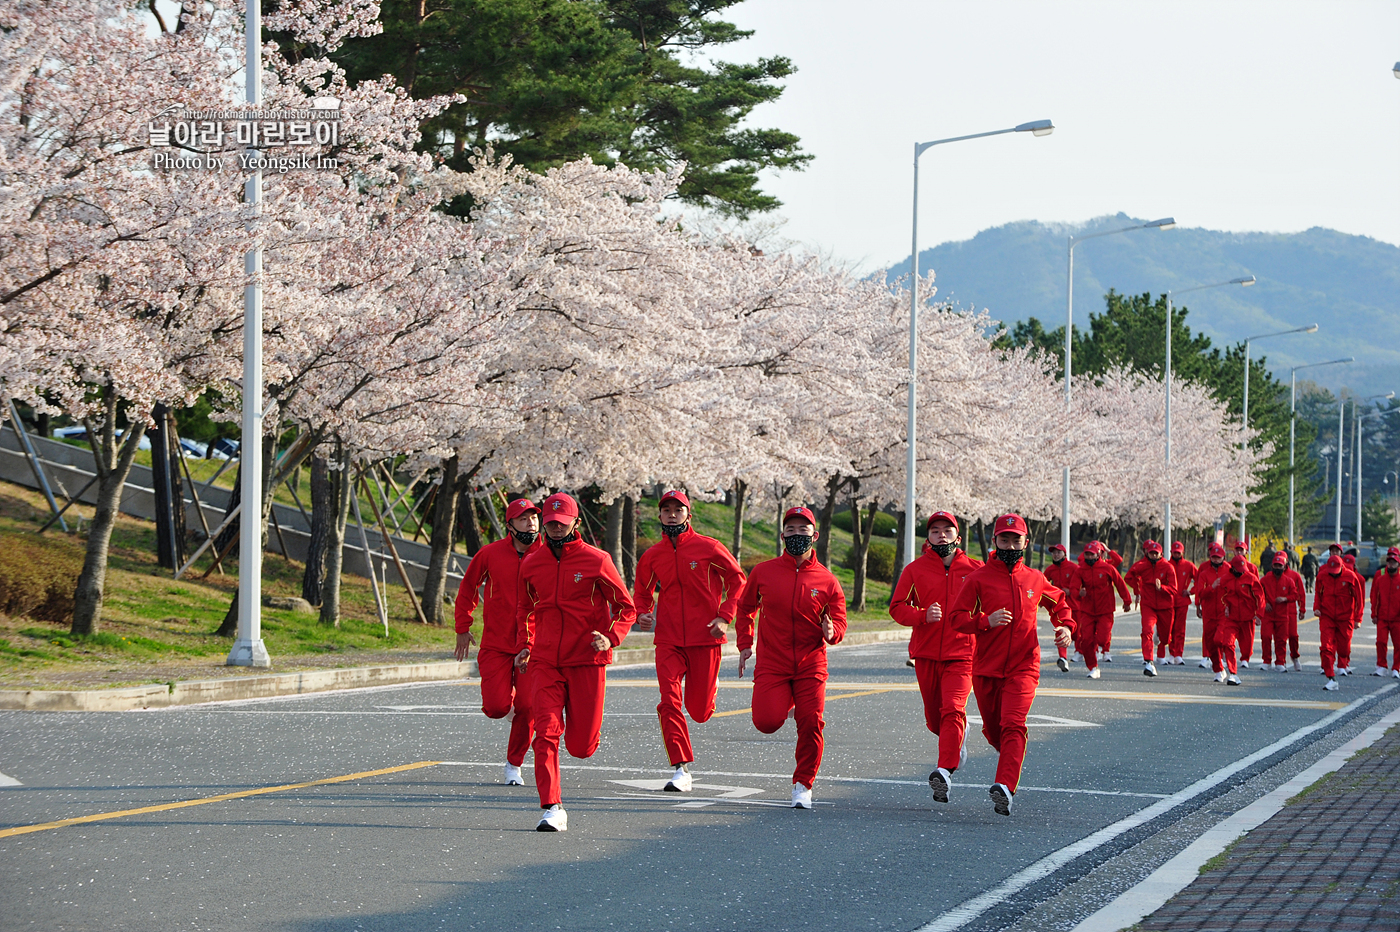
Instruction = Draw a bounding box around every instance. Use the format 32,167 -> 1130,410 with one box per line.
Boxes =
594,794 -> 826,809
966,714 -> 1100,728
0,771 -> 21,787
609,779 -> 764,798
914,682 -> 1398,932
1072,702 -> 1400,932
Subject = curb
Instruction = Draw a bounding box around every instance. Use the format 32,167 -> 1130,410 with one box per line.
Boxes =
0,627 -> 912,712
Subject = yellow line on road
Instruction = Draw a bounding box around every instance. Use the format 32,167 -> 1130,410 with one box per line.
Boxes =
0,761 -> 441,840
709,688 -> 897,719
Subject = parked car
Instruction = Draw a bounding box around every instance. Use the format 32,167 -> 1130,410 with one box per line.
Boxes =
178,437 -> 208,459
52,425 -> 89,441
1346,542 -> 1385,579
210,438 -> 239,459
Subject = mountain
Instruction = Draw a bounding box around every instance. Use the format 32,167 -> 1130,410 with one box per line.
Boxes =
882,215 -> 1400,398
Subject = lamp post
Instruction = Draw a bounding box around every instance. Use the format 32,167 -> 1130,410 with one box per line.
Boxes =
904,119 -> 1053,567
1162,275 -> 1254,550
1355,400 -> 1398,540
228,0 -> 269,668
1060,216 -> 1175,552
1239,323 -> 1318,543
1288,358 -> 1353,544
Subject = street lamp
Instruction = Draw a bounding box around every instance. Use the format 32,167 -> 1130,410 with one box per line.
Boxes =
1288,357 -> 1353,544
904,118 -> 1053,566
1162,275 -> 1254,550
1385,470 -> 1400,509
1393,61 -> 1400,79
1060,215 -> 1176,552
1239,323 -> 1318,542
1355,398 -> 1397,539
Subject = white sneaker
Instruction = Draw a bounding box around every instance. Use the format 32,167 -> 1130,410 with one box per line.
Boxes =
1072,651 -> 1083,664
1392,669 -> 1399,679
929,767 -> 952,804
1087,667 -> 1101,679
1173,656 -> 1185,665
990,782 -> 1014,816
504,764 -> 524,786
1102,651 -> 1113,663
1294,660 -> 1303,672
1057,656 -> 1069,672
1226,674 -> 1241,686
1275,664 -> 1286,672
791,783 -> 813,809
1143,661 -> 1157,678
1323,678 -> 1339,692
1240,660 -> 1250,669
1214,672 -> 1226,683
1198,657 -> 1212,669
536,804 -> 567,832
1374,666 -> 1387,677
664,765 -> 692,792
906,658 -> 916,668
1340,666 -> 1351,676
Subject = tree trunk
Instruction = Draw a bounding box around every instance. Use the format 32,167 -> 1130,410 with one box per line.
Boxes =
149,403 -> 183,570
458,486 -> 483,556
319,454 -> 353,627
975,519 -> 990,561
815,474 -> 845,567
71,393 -> 147,636
302,453 -> 331,606
603,497 -> 625,577
621,494 -> 637,587
1033,519 -> 1048,569
731,478 -> 748,560
891,509 -> 908,587
421,455 -> 463,626
849,499 -> 879,613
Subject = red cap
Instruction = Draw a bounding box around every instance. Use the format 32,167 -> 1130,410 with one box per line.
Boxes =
1208,542 -> 1226,557
1085,540 -> 1104,554
504,497 -> 540,522
926,510 -> 958,530
541,492 -> 579,523
1343,554 -> 1356,566
1328,542 -> 1342,551
1326,554 -> 1344,571
993,514 -> 1029,536
1387,547 -> 1399,561
783,506 -> 817,527
1171,541 -> 1185,553
658,489 -> 691,510
1234,542 -> 1248,551
1049,543 -> 1067,553
1143,540 -> 1163,554
1230,555 -> 1246,571
1272,552 -> 1288,567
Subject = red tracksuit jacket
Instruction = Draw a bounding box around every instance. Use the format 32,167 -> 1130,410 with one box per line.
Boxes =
1221,572 -> 1265,623
516,537 -> 637,666
949,558 -> 1074,679
888,545 -> 983,661
1192,561 -> 1232,618
633,527 -> 746,648
1170,558 -> 1197,608
454,536 -> 544,652
1125,558 -> 1178,611
1260,569 -> 1305,623
1076,560 -> 1131,615
735,552 -> 848,677
1372,567 -> 1400,623
1315,569 -> 1364,624
1043,559 -> 1080,611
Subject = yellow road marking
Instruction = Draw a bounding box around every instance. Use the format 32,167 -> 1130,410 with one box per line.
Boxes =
709,688 -> 897,719
0,761 -> 441,840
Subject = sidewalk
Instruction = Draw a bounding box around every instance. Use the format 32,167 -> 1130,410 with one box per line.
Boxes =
1136,722 -> 1400,932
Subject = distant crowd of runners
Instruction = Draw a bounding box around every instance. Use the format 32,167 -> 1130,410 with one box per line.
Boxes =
451,493 -> 1400,830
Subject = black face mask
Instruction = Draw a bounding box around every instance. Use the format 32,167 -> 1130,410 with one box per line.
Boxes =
1272,567 -> 1283,576
929,541 -> 954,558
513,529 -> 539,546
784,534 -> 813,558
660,522 -> 687,539
1084,555 -> 1099,566
546,531 -> 578,554
996,548 -> 1024,567
1051,555 -> 1064,564
1148,554 -> 1161,563
1231,568 -> 1243,577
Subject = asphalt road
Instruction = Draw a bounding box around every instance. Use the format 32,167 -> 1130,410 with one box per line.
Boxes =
2,613 -> 1395,932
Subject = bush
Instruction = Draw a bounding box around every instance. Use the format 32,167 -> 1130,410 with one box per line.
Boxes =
844,541 -> 895,583
0,536 -> 79,623
831,509 -> 899,538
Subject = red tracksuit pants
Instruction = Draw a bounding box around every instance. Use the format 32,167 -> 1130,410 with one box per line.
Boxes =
752,669 -> 826,789
1201,613 -> 1222,671
530,662 -> 606,808
655,644 -> 722,766
1075,613 -> 1113,671
478,647 -> 535,767
1140,604 -> 1169,662
1376,620 -> 1400,671
972,673 -> 1037,794
1318,616 -> 1355,678
1260,611 -> 1299,666
1213,619 -> 1243,675
914,658 -> 973,772
1237,617 -> 1256,662
1157,604 -> 1188,659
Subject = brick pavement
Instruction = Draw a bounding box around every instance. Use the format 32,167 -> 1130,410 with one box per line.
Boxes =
1137,724 -> 1400,932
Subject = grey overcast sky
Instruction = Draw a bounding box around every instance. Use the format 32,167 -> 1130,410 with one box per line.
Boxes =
722,0 -> 1400,272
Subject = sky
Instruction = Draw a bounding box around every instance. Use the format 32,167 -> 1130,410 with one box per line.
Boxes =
721,0 -> 1400,273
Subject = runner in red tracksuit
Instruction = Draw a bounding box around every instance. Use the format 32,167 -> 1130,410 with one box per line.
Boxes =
1074,542 -> 1132,678
633,489 -> 745,791
1215,556 -> 1264,684
454,497 -> 543,786
1043,544 -> 1077,672
1314,554 -> 1364,690
1230,543 -> 1260,665
1371,547 -> 1400,677
950,513 -> 1073,816
1341,556 -> 1366,674
1165,542 -> 1196,665
1260,552 -> 1305,670
889,510 -> 982,803
735,506 -> 847,810
1124,541 -> 1177,677
1192,543 -> 1231,674
515,492 -> 637,832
